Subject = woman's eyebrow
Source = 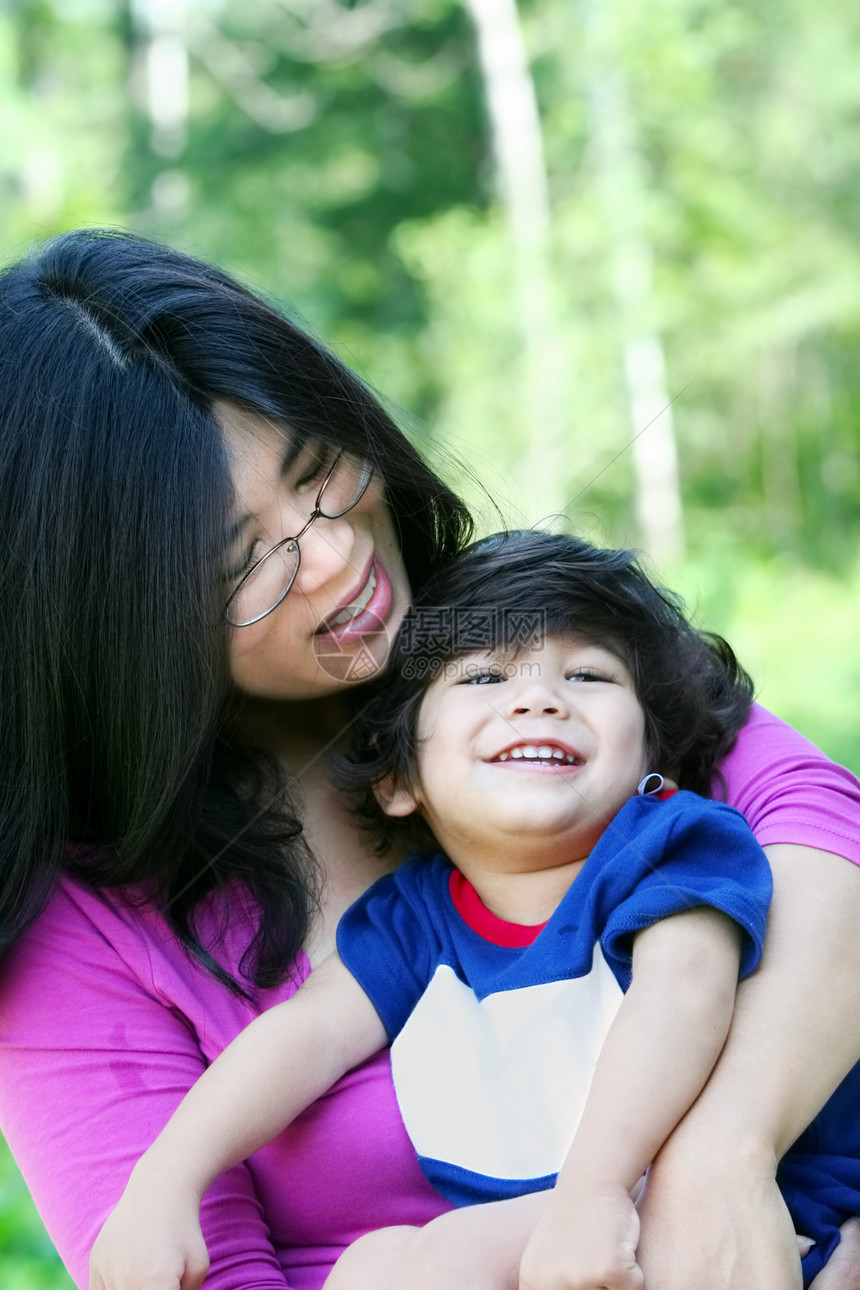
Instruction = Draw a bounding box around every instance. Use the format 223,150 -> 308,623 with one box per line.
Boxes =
279,436 -> 304,478
225,513 -> 252,545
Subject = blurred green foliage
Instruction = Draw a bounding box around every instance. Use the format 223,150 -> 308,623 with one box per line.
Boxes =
0,1140 -> 72,1288
1,0 -> 859,1279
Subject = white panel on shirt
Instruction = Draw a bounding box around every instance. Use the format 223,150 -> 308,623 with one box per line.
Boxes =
389,945 -> 624,1180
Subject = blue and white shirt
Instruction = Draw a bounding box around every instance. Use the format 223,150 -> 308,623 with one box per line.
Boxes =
337,790 -> 771,1206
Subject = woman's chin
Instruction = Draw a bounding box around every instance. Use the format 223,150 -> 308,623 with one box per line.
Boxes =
312,621 -> 395,688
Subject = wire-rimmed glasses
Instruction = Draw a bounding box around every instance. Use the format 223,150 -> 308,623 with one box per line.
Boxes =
224,451 -> 374,628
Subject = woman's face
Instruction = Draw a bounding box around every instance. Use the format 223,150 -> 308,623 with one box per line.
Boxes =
219,403 -> 411,701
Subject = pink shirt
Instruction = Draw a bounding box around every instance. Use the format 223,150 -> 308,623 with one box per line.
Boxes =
1,705 -> 859,1290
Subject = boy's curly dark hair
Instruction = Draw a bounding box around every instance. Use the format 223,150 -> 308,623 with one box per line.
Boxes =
336,530 -> 754,855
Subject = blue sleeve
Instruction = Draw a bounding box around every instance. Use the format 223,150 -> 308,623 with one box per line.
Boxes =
336,858 -> 443,1041
596,793 -> 772,989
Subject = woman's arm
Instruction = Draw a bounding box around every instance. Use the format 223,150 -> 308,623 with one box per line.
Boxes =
0,883 -> 301,1290
637,842 -> 860,1290
91,956 -> 386,1290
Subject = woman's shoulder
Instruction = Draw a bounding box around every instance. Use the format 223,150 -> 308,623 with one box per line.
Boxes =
2,876 -> 241,977
718,703 -> 860,860
0,886 -> 310,1290
0,877 -> 308,1046
1,879 -> 157,1000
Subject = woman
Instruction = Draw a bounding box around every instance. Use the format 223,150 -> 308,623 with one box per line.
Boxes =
0,229 -> 858,1290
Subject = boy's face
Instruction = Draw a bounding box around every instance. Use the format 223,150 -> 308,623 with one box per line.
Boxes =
381,634 -> 651,872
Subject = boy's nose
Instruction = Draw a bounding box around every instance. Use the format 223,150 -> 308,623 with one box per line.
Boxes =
507,679 -> 569,718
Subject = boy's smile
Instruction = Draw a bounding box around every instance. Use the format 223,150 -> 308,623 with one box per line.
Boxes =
381,634 -> 652,903
489,739 -> 584,767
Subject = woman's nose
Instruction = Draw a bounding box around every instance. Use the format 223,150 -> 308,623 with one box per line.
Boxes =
292,511 -> 357,594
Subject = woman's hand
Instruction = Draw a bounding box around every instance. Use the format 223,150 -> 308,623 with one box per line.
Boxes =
89,1169 -> 210,1290
810,1219 -> 860,1289
323,1226 -> 423,1290
635,1132 -> 804,1290
638,1139 -> 860,1290
325,1194 -> 549,1290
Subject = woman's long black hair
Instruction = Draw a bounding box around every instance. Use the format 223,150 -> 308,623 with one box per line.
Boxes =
0,228 -> 472,992
338,530 -> 755,855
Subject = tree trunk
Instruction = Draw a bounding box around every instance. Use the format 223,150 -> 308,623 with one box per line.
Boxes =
463,0 -> 567,519
130,0 -> 190,215
582,0 -> 684,564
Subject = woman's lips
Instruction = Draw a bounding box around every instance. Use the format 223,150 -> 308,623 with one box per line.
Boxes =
326,563 -> 378,627
315,556 -> 393,642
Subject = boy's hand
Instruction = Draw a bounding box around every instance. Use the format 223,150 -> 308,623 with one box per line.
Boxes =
89,1172 -> 210,1290
518,1187 -> 643,1290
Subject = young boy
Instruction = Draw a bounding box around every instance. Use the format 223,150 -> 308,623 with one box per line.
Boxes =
91,533 -> 850,1290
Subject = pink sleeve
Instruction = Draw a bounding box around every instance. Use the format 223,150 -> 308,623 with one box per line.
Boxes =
0,884 -> 292,1290
717,704 -> 860,864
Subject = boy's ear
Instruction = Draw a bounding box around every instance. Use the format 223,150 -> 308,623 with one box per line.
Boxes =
374,775 -> 420,818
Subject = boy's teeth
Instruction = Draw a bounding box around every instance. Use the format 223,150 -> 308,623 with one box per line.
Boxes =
496,745 -> 580,765
328,566 -> 376,626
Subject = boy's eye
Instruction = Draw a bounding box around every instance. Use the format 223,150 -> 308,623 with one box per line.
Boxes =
567,667 -> 611,683
457,668 -> 506,685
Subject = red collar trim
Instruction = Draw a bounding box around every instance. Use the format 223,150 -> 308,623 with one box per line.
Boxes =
448,792 -> 676,947
448,869 -> 547,948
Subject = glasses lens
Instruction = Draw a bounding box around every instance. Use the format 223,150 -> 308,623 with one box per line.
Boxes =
225,540 -> 300,627
318,455 -> 374,519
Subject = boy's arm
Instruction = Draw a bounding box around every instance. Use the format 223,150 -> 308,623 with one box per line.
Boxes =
518,906 -> 743,1290
90,953 -> 387,1290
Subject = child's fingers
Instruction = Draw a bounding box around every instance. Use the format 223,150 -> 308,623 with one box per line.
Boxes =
179,1236 -> 211,1290
519,1257 -> 645,1290
89,1241 -> 207,1290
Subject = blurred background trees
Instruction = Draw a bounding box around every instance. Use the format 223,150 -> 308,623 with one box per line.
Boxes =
1,1 -> 859,1281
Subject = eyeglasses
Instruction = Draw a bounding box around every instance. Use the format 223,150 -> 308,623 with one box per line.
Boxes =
224,451 -> 375,627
